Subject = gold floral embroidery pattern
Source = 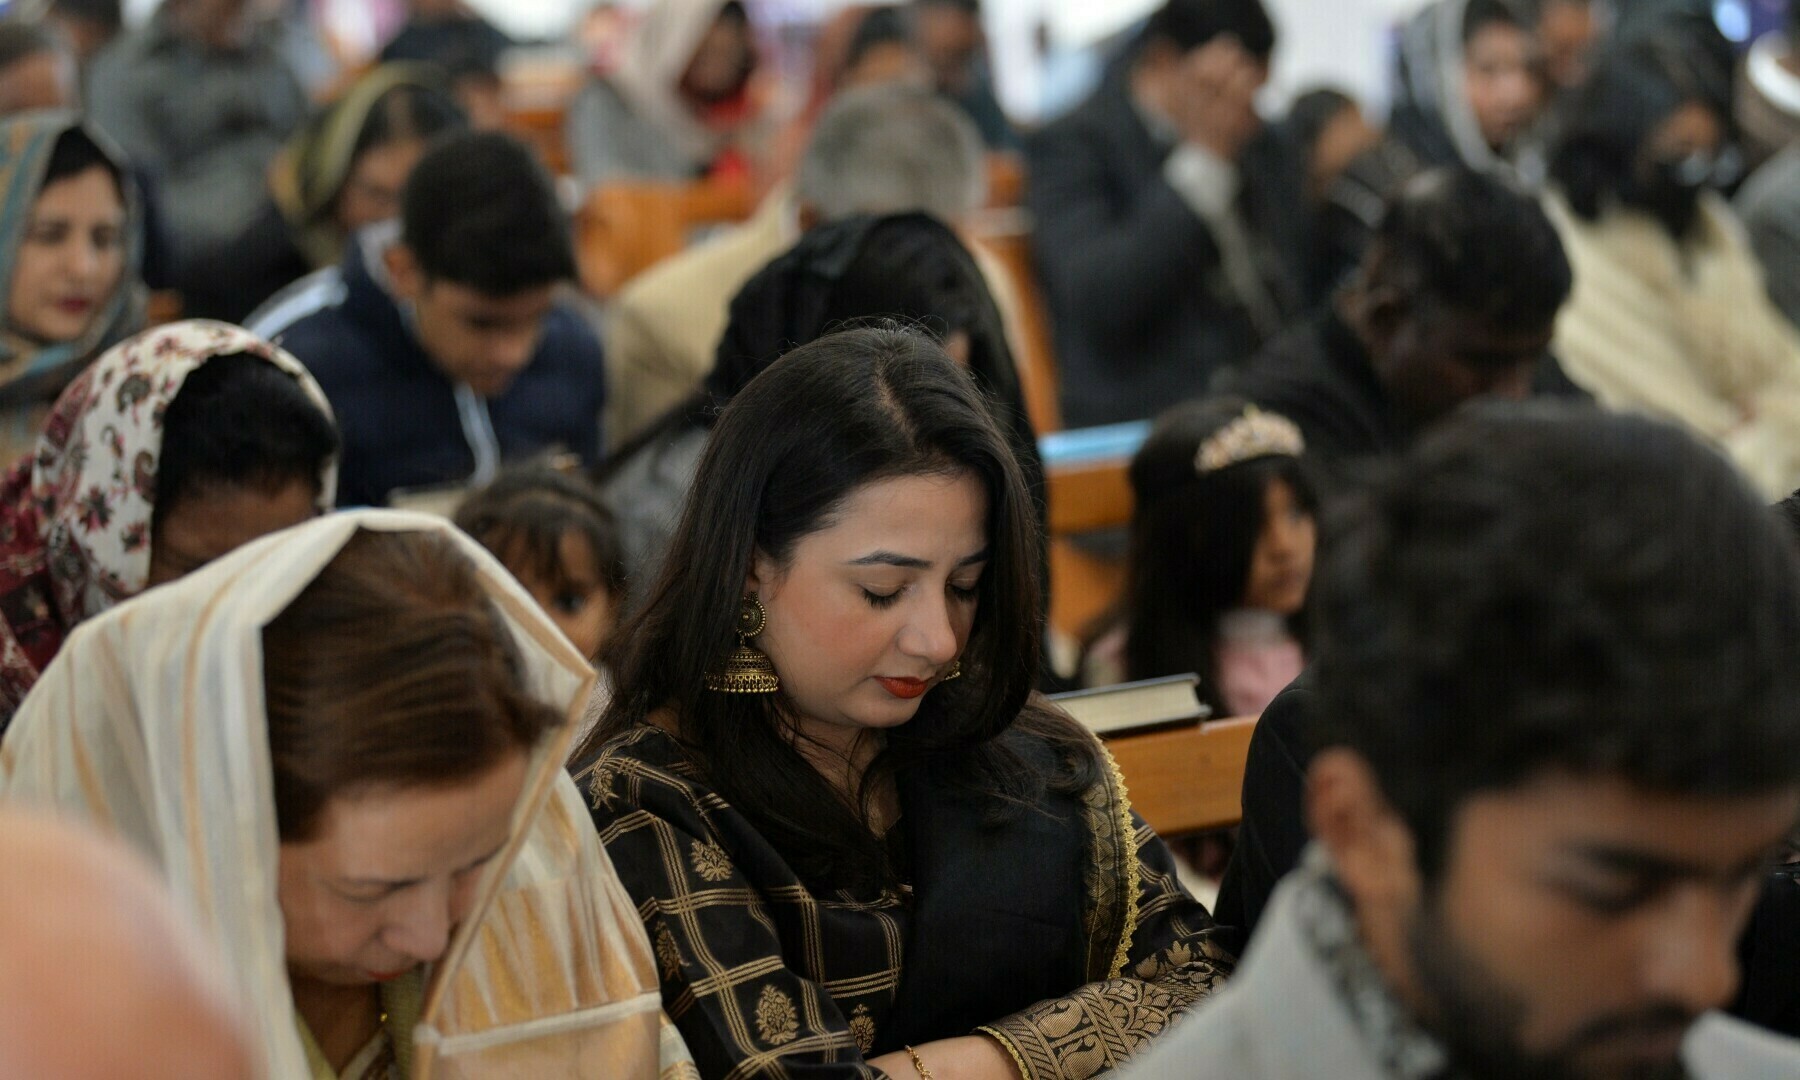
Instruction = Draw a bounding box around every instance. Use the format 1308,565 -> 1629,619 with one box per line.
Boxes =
690,839 -> 732,882
655,924 -> 682,980
585,760 -> 620,808
755,985 -> 799,1046
848,1005 -> 876,1054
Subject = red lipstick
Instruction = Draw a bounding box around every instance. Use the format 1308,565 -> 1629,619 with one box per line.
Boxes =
875,677 -> 929,699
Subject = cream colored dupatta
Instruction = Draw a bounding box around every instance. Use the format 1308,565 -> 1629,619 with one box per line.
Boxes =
0,509 -> 695,1079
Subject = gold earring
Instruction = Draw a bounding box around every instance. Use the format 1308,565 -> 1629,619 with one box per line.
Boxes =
943,659 -> 962,681
704,594 -> 780,694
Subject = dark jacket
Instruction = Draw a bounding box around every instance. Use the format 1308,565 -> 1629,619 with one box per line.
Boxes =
253,232 -> 605,507
1026,68 -> 1309,428
1226,308 -> 1588,484
1224,309 -> 1406,479
1213,675 -> 1314,943
182,200 -> 311,324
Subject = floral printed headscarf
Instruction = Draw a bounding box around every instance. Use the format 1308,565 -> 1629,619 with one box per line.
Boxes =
0,320 -> 336,728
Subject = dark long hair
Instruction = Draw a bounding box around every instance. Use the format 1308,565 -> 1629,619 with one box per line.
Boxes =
578,326 -> 1093,892
1092,396 -> 1316,715
598,213 -> 1042,496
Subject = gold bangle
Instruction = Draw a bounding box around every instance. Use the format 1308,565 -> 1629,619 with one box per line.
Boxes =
904,1045 -> 935,1080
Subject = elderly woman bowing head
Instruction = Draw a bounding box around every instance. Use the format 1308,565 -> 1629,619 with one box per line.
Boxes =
0,510 -> 696,1079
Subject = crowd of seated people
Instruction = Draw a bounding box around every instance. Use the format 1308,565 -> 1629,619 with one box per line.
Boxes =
2,0 -> 1800,1077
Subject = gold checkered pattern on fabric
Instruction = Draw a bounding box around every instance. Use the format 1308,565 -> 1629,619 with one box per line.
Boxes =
582,726 -> 1235,1080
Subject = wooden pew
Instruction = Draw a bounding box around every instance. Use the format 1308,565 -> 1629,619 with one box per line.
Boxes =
971,215 -> 1061,435
1043,452 -> 1132,640
574,180 -> 756,300
1107,716 -> 1257,836
505,104 -> 571,177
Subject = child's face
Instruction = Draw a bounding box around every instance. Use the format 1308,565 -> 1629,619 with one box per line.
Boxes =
513,532 -> 618,665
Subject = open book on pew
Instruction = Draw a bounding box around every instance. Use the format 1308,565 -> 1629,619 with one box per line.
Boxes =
1049,673 -> 1212,738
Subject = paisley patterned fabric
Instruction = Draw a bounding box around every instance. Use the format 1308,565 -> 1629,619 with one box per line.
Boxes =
0,320 -> 335,727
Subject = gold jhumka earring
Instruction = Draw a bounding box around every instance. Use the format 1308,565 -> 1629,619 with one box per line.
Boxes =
704,594 -> 780,694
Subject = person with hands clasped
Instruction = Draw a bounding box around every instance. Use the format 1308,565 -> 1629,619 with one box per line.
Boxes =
1027,0 -> 1310,428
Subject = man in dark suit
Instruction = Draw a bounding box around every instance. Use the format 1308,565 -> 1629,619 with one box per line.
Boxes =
1026,0 -> 1308,429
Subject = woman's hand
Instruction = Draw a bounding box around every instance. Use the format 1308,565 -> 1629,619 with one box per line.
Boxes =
867,1035 -> 1022,1080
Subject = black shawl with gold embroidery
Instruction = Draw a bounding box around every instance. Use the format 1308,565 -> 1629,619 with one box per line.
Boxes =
581,725 -> 1233,1079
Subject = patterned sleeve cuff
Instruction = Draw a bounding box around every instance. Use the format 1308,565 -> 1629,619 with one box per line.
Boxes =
978,964 -> 1226,1080
975,1025 -> 1033,1080
979,986 -> 1153,1080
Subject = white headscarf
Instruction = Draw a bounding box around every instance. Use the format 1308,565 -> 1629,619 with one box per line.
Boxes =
0,509 -> 695,1080
612,0 -> 741,167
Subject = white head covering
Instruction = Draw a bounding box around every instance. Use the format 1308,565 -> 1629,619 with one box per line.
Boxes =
1395,0 -> 1546,186
612,0 -> 742,166
0,509 -> 694,1079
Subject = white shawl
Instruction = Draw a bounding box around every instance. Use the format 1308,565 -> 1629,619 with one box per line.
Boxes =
1546,189 -> 1800,500
0,509 -> 695,1079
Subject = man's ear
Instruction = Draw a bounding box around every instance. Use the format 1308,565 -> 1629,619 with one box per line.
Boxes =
383,243 -> 424,305
1307,747 -> 1423,914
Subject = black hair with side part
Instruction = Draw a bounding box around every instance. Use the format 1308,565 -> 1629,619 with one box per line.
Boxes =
455,466 -> 627,607
581,326 -> 1094,893
1313,403 -> 1800,882
399,131 -> 575,296
153,354 -> 339,521
1364,165 -> 1571,341
1140,0 -> 1276,61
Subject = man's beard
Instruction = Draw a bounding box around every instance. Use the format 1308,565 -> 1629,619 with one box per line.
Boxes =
1405,901 -> 1697,1080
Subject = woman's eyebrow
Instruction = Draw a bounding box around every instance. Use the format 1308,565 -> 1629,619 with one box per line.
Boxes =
845,548 -> 991,569
846,551 -> 930,569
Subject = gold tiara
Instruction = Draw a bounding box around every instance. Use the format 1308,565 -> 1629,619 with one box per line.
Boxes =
1194,406 -> 1305,474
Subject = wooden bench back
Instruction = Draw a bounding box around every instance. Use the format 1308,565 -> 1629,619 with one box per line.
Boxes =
1106,716 -> 1257,836
573,180 -> 756,299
